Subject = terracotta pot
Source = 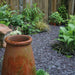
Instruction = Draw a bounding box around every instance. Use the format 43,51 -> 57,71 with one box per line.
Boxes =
2,35 -> 36,75
53,23 -> 56,26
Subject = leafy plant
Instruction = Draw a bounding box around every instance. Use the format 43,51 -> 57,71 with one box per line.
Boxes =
0,0 -> 6,7
10,14 -> 24,26
49,12 -> 64,24
58,5 -> 68,20
22,3 -> 44,23
21,3 -> 44,34
36,69 -> 49,75
18,23 -> 40,35
57,24 -> 75,55
68,15 -> 75,25
0,4 -> 15,26
0,21 -> 10,26
36,22 -> 50,32
9,30 -> 22,35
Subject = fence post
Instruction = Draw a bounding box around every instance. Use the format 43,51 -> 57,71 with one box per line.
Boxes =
68,0 -> 75,15
51,0 -> 57,13
19,0 -> 23,13
48,0 -> 52,16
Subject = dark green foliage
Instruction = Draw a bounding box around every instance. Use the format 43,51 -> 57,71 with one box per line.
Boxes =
0,4 -> 46,35
21,3 -> 44,34
10,14 -> 24,26
55,23 -> 75,56
49,12 -> 64,24
0,5 -> 15,26
0,5 -> 10,22
52,42 -> 75,57
58,5 -> 68,20
20,23 -> 40,35
22,4 -> 44,23
52,15 -> 75,57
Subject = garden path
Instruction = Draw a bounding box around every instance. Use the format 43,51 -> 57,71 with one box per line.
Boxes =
0,25 -> 75,75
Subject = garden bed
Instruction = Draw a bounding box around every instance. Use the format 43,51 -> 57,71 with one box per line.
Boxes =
0,25 -> 75,75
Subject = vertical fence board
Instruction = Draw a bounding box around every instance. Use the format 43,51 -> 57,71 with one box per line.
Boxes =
48,0 -> 52,16
10,0 -> 14,10
44,0 -> 48,20
68,0 -> 74,15
51,0 -> 57,13
23,0 -> 26,9
0,0 -> 75,21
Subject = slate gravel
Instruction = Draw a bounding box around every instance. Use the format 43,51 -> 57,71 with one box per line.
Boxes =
0,25 -> 75,75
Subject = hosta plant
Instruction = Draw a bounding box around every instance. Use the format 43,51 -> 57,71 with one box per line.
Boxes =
58,24 -> 75,56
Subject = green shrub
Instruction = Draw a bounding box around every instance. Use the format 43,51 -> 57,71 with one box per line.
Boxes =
58,23 -> 75,55
58,5 -> 68,20
21,4 -> 45,34
18,23 -> 40,35
22,4 -> 44,23
10,14 -> 24,26
0,5 -> 15,26
0,4 -> 47,35
49,12 -> 64,24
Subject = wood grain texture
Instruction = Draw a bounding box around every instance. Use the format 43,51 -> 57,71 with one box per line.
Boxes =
0,0 -> 75,20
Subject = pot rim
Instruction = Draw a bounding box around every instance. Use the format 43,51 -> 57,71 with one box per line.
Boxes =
5,35 -> 32,46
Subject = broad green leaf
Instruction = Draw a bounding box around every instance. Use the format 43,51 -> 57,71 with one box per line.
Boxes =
67,38 -> 73,44
60,27 -> 67,34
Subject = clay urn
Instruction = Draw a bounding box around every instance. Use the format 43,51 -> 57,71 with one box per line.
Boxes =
2,35 -> 36,75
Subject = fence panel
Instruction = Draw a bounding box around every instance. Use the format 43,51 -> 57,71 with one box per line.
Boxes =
0,0 -> 75,20
33,0 -> 48,21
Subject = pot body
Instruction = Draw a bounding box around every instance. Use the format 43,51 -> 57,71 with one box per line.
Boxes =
2,35 -> 36,75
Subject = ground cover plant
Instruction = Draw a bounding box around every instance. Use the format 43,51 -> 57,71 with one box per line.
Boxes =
21,3 -> 47,34
52,15 -> 75,57
0,4 -> 49,35
58,5 -> 68,25
58,5 -> 68,20
36,22 -> 50,32
49,12 -> 64,25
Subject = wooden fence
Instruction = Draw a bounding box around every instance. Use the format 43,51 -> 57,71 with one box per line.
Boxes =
0,0 -> 75,20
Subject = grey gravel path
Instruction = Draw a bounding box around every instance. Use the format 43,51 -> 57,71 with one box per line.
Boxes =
0,25 -> 75,75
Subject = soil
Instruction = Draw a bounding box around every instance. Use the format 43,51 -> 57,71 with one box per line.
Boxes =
0,25 -> 75,75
